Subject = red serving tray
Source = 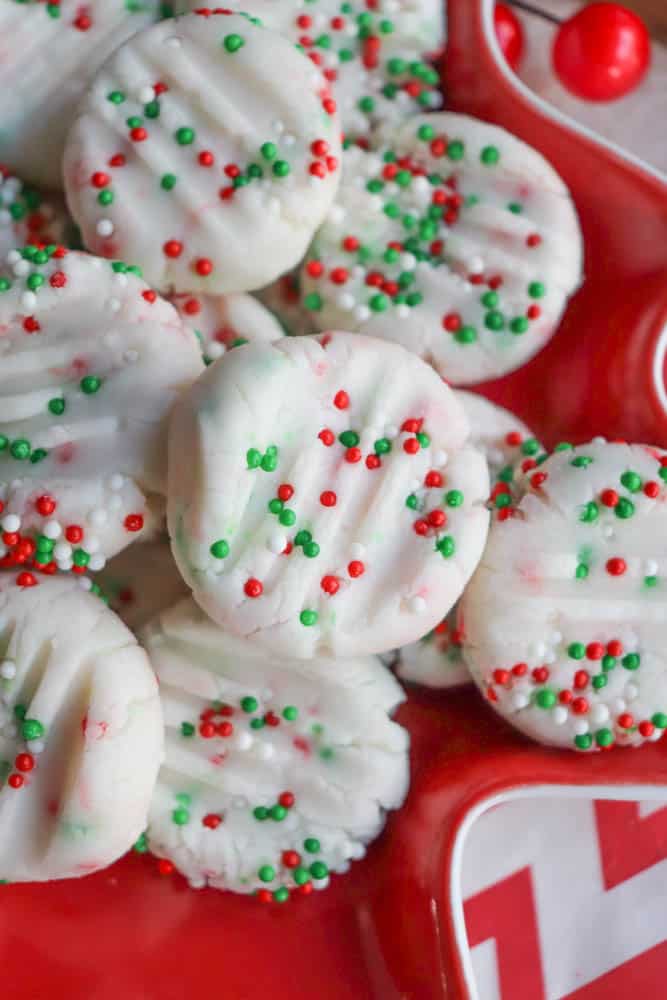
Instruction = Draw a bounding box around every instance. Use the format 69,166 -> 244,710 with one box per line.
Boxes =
5,2 -> 667,997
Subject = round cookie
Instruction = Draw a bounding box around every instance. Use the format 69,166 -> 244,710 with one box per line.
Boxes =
168,331 -> 490,658
0,167 -> 70,260
96,539 -> 189,631
299,113 -> 583,385
397,392 -> 540,688
0,247 -> 203,581
141,597 -> 408,898
64,10 -> 342,294
0,0 -> 169,191
461,440 -> 667,751
169,291 -> 283,365
0,575 -> 163,882
183,0 -> 444,147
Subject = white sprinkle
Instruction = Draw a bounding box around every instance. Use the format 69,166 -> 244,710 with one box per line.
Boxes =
649,728 -> 663,741
613,699 -> 626,713
625,682 -> 639,701
355,305 -> 371,323
96,219 -> 114,238
590,703 -> 609,724
408,595 -> 426,614
89,554 -> 106,571
396,305 -> 410,320
603,524 -> 614,539
90,509 -> 108,527
2,514 -> 20,533
165,35 -> 182,47
206,342 -> 225,360
108,298 -> 121,313
258,742 -> 275,760
283,134 -> 296,147
337,293 -> 355,311
510,692 -> 529,710
400,253 -> 417,271
6,249 -> 20,265
78,577 -> 93,592
273,119 -> 285,134
573,719 -> 589,736
350,543 -> 366,558
57,559 -> 73,571
267,532 -> 287,555
54,541 -> 72,561
552,706 -> 568,726
86,537 -> 100,554
467,255 -> 484,273
21,292 -> 37,311
115,272 -> 128,287
233,796 -> 247,809
108,495 -> 123,511
529,641 -> 546,659
0,660 -> 16,680
27,739 -> 44,754
12,259 -> 30,277
138,85 -> 155,103
312,876 -> 330,891
109,474 -> 125,491
327,204 -> 345,225
433,450 -> 448,467
384,424 -> 398,440
236,731 -> 253,751
645,559 -> 659,576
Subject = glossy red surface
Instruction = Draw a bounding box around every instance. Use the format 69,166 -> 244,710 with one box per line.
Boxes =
494,3 -> 524,73
552,3 -> 651,102
6,3 -> 667,998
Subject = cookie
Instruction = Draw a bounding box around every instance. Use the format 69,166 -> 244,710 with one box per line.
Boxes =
169,291 -> 283,365
141,597 -> 408,899
397,392 -> 540,688
64,10 -> 342,293
0,0 -> 168,190
0,575 -> 162,882
183,0 -> 444,146
461,440 -> 667,751
299,113 -> 583,384
0,247 -> 203,581
168,331 -> 489,658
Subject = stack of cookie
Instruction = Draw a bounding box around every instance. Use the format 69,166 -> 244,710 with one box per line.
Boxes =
2,6 -> 654,907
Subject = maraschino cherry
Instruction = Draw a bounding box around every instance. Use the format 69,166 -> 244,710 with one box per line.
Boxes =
494,3 -> 524,72
552,3 -> 651,101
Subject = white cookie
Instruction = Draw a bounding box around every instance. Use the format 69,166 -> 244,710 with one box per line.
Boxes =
461,440 -> 667,751
141,597 -> 408,898
0,0 -> 166,190
168,331 -> 489,658
0,168 -> 70,260
169,291 -> 283,365
300,113 -> 583,385
64,10 -> 342,294
0,575 -> 162,882
97,539 -> 189,631
0,248 -> 203,580
183,0 -> 444,145
397,392 -> 540,688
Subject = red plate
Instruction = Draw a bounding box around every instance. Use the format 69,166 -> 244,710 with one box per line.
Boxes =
5,2 -> 667,997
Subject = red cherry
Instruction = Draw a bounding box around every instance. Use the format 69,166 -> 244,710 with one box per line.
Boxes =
494,3 -> 524,72
553,3 -> 650,102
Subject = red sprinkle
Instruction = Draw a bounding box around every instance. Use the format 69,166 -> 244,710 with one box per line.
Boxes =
320,491 -> 337,507
163,240 -> 183,258
333,390 -> 349,409
606,557 -> 627,576
244,578 -> 263,598
202,813 -> 222,829
348,560 -> 364,578
321,575 -> 339,595
124,514 -> 144,533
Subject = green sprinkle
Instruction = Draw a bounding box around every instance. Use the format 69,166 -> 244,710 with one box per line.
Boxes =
272,161 -> 290,178
10,439 -> 30,460
622,653 -> 640,670
21,719 -> 44,741
645,575 -> 659,588
602,654 -> 617,671
303,541 -> 320,558
445,490 -> 463,507
107,91 -> 125,104
253,806 -> 269,821
247,448 -> 262,469
339,430 -> 359,448
279,509 -> 296,527
273,887 -> 289,903
133,832 -> 148,853
223,33 -> 245,53
294,530 -> 311,547
209,539 -> 229,559
580,500 -> 599,522
172,806 -> 190,826
175,127 -> 195,145
620,471 -> 642,492
48,398 -> 65,416
447,140 -> 464,160
374,438 -> 392,455
72,549 -> 90,567
528,281 -> 546,299
181,721 -> 195,737
270,804 -> 287,822
568,642 -> 585,660
480,145 -> 500,165
304,293 -> 323,311
310,861 -> 328,880
535,689 -> 556,709
300,609 -> 318,627
405,493 -> 418,510
510,316 -> 529,334
161,173 -> 177,191
436,536 -> 455,558
615,498 -> 634,519
80,375 -> 102,394
575,733 -> 593,750
455,326 -> 477,344
144,100 -> 160,119
304,838 -> 320,854
575,563 -> 589,580
485,310 -> 505,331
652,712 -> 667,728
26,273 -> 44,291
282,706 -> 298,721
592,674 -> 607,690
596,728 -> 614,748
417,123 -> 434,141
258,865 -> 275,882
293,867 -> 310,886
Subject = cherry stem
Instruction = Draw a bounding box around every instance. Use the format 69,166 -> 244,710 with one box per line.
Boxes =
508,0 -> 561,26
